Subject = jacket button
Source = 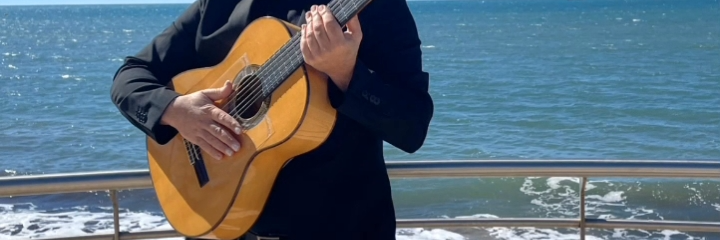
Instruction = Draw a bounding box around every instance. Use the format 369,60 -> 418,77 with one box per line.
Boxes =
369,95 -> 380,105
361,90 -> 369,100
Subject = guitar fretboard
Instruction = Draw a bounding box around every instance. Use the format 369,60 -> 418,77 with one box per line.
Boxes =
254,0 -> 372,99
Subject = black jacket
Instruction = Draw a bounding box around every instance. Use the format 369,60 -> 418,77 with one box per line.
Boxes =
110,0 -> 433,239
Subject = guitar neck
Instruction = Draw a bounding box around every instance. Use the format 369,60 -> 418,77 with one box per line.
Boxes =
255,0 -> 373,99
328,0 -> 373,26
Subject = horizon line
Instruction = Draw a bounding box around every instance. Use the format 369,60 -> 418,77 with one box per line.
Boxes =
0,0 -> 461,6
0,3 -> 193,6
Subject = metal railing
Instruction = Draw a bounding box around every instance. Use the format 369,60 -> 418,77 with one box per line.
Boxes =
2,159 -> 720,240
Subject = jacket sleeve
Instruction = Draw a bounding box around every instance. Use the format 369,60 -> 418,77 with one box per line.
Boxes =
110,1 -> 203,145
327,0 -> 434,153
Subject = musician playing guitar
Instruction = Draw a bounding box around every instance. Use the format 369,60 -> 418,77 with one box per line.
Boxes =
110,0 -> 433,239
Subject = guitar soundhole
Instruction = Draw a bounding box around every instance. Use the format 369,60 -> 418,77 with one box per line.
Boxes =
227,64 -> 271,129
236,75 -> 265,120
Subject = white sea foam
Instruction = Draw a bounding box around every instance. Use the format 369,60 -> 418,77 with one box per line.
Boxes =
0,204 -> 705,240
1,176 -> 710,240
0,203 -> 168,239
1,202 -> 468,240
0,206 -> 583,240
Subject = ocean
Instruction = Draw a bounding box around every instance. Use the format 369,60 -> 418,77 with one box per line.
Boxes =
1,0 -> 719,239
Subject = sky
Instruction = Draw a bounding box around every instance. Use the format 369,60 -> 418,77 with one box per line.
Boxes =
0,0 -> 195,5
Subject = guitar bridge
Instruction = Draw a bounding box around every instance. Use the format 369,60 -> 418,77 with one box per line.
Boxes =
184,139 -> 209,187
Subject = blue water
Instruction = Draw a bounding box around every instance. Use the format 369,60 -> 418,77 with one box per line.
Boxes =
1,0 -> 719,239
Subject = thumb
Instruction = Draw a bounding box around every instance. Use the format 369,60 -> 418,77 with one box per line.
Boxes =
202,80 -> 233,101
344,15 -> 362,42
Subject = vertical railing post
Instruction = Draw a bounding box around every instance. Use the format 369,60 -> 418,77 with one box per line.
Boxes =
110,190 -> 120,240
579,177 -> 588,240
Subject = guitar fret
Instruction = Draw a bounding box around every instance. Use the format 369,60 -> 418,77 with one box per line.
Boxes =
151,0 -> 375,236
254,0 -> 371,99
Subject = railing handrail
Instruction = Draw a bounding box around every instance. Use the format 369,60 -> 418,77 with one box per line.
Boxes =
2,159 -> 719,197
2,159 -> 720,240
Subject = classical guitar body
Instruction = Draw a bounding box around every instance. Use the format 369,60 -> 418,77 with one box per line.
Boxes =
145,17 -> 336,239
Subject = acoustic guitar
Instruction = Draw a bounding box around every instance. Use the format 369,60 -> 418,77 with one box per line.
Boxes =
145,0 -> 372,239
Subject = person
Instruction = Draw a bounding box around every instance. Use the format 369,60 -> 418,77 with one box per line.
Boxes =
109,0 -> 434,239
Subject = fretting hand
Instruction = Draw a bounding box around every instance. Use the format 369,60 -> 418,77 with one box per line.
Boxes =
161,80 -> 243,160
300,4 -> 363,92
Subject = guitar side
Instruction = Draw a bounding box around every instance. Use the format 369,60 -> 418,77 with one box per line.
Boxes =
145,17 -> 337,239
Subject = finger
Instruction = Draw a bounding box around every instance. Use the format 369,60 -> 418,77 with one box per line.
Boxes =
200,128 -> 235,158
300,24 -> 315,62
195,137 -> 224,160
207,123 -> 241,152
319,5 -> 343,43
344,15 -> 363,42
310,6 -> 330,50
202,80 -> 233,101
211,107 -> 242,135
303,14 -> 321,56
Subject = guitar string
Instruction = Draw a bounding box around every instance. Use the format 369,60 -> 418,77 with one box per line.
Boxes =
221,0 -> 351,113
227,0 -> 360,118
217,0 -> 348,113
225,0 -> 353,118
218,63 -> 257,110
183,0 -> 360,160
184,139 -> 198,162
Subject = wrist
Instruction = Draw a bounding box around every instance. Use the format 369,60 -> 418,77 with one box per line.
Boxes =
160,96 -> 181,126
328,68 -> 354,92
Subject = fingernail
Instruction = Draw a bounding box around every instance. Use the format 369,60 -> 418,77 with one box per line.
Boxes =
215,154 -> 223,160
232,143 -> 240,151
319,5 -> 325,12
311,5 -> 316,11
306,11 -> 311,18
234,127 -> 242,134
225,149 -> 233,157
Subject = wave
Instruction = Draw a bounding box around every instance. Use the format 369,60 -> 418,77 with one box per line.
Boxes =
2,177 -> 719,240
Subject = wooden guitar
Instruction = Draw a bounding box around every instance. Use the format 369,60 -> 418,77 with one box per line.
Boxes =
145,0 -> 372,239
